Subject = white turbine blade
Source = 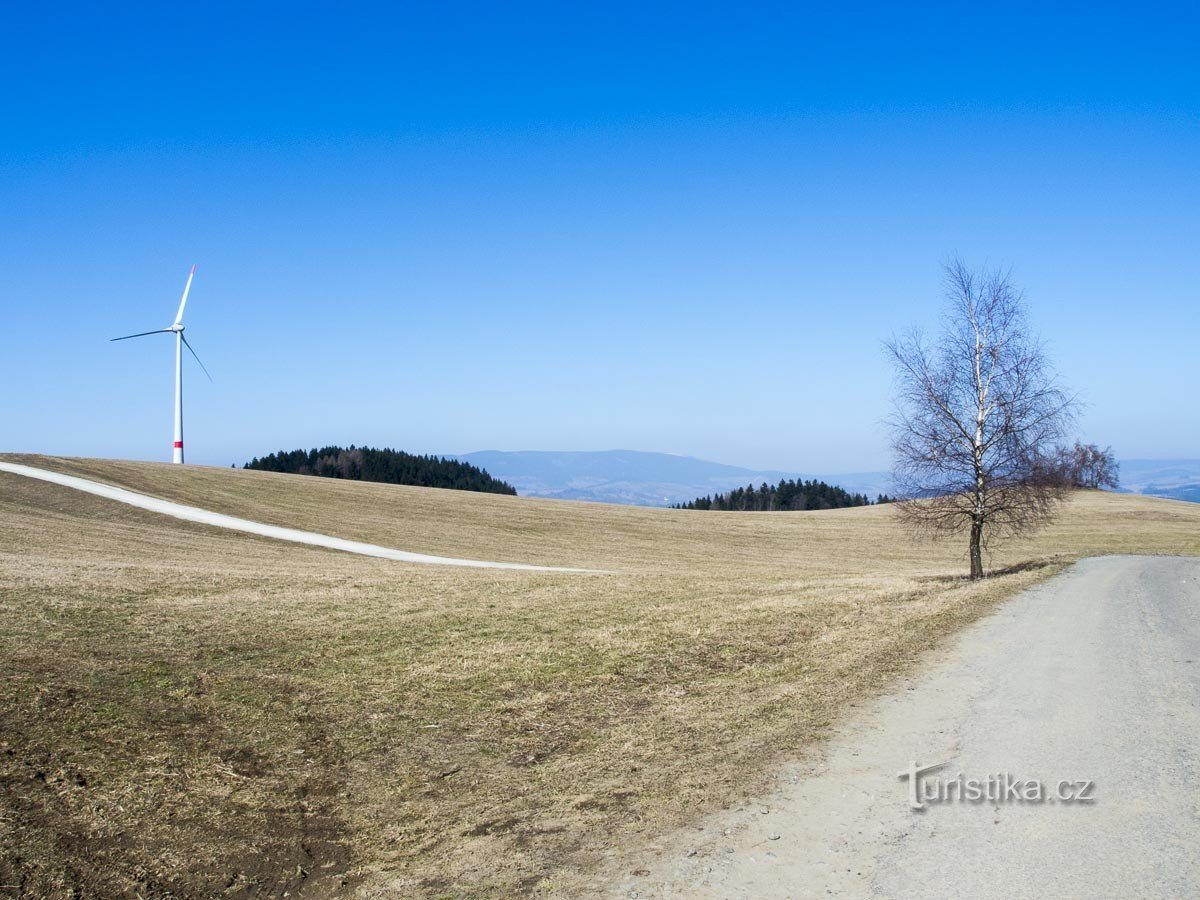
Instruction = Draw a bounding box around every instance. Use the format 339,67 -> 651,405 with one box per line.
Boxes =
173,264 -> 196,325
111,328 -> 171,341
181,334 -> 213,382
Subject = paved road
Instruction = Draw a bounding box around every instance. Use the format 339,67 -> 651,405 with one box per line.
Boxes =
0,460 -> 598,572
605,555 -> 1200,899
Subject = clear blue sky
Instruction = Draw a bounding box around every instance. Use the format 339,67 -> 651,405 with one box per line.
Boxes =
2,3 -> 1197,472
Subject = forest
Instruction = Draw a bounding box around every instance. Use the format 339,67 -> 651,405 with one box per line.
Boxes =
674,478 -> 882,511
244,446 -> 517,494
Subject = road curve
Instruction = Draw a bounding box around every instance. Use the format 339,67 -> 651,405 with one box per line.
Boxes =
602,555 -> 1200,899
0,461 -> 599,573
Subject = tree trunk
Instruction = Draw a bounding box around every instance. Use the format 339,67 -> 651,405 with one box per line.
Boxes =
969,519 -> 984,579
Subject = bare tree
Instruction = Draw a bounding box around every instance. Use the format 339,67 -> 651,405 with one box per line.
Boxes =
886,261 -> 1077,579
1049,441 -> 1120,489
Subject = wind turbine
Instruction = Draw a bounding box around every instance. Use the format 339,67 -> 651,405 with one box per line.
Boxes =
111,265 -> 211,464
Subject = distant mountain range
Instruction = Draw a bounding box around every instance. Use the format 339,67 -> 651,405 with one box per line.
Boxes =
456,450 -> 892,507
455,450 -> 1200,507
1117,459 -> 1200,503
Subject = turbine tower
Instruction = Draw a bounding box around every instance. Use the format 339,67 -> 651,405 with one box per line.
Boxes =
111,265 -> 211,464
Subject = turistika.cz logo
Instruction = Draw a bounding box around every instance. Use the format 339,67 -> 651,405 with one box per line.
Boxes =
898,762 -> 1096,810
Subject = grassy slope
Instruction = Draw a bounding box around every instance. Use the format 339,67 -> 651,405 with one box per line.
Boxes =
2,454 -> 1199,897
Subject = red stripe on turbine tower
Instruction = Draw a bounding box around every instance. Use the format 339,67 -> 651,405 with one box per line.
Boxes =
174,441 -> 184,448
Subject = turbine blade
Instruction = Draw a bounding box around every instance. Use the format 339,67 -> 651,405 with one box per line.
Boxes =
110,329 -> 171,341
181,333 -> 213,382
173,264 -> 196,325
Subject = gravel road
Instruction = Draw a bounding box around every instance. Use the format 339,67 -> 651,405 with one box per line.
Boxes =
0,460 -> 597,572
604,555 -> 1200,899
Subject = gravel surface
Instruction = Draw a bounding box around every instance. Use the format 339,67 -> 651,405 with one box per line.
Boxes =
603,555 -> 1200,899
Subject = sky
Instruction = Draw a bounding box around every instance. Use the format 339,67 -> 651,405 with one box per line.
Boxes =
1,2 -> 1197,472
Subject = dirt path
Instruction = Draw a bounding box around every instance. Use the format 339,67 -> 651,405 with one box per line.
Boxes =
0,461 -> 598,572
599,555 -> 1200,899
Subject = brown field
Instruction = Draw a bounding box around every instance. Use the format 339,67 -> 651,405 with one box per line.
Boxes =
2,453 -> 1199,897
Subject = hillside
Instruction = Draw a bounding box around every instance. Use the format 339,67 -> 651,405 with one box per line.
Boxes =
3,454 -> 1200,896
8,454 -> 1198,574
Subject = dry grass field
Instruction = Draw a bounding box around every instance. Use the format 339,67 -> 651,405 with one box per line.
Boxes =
3,453 -> 1199,897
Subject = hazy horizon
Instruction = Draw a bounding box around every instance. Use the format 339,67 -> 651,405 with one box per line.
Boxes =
7,444 -> 1199,480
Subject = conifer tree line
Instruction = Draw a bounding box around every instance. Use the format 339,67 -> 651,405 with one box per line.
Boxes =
674,478 -> 886,511
244,446 -> 517,495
